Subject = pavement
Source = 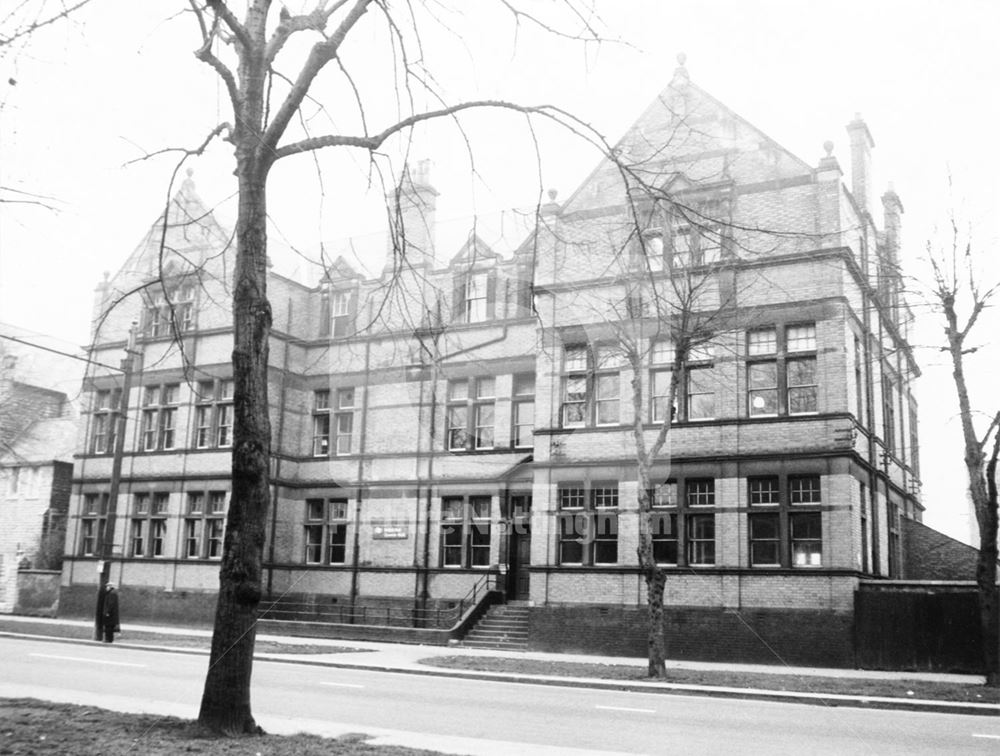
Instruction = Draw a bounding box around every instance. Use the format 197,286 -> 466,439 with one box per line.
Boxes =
0,613 -> 996,716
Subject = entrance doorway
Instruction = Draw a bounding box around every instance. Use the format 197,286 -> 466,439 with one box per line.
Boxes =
508,525 -> 531,600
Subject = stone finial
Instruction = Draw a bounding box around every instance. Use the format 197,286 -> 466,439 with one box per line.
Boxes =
823,140 -> 834,157
673,52 -> 689,83
547,188 -> 558,202
181,167 -> 196,194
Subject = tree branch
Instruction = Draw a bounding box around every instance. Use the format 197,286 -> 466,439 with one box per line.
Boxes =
263,1 -> 351,66
0,0 -> 93,46
272,100 -> 570,161
205,0 -> 252,51
190,1 -> 241,111
260,0 -> 373,160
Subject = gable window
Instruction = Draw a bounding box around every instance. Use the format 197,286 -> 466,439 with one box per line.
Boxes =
144,280 -> 196,338
129,492 -> 168,558
446,378 -> 495,451
747,474 -> 823,568
140,384 -> 179,451
667,203 -> 723,269
441,495 -> 492,567
195,379 -> 234,449
184,490 -> 227,559
512,373 -> 535,448
80,493 -> 110,556
304,498 -> 349,565
453,271 -> 496,324
557,481 -> 619,566
747,324 -> 818,417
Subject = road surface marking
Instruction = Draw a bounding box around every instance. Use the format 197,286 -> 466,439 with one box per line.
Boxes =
972,734 -> 1000,739
320,682 -> 365,689
30,653 -> 147,668
595,705 -> 655,714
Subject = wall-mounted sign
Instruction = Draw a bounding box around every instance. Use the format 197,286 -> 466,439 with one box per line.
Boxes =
372,519 -> 409,540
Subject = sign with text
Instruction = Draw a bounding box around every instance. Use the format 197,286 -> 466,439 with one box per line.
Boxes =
371,519 -> 409,540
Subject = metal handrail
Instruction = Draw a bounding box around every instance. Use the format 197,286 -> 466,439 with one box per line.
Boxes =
259,572 -> 501,629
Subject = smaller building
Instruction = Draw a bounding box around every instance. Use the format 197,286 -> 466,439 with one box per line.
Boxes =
0,358 -> 77,612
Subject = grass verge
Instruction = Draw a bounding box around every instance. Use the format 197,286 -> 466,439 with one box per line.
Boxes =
0,698 -> 441,755
419,656 -> 999,704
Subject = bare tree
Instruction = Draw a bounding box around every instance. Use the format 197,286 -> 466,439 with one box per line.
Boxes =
927,219 -> 1000,686
176,0 -> 613,735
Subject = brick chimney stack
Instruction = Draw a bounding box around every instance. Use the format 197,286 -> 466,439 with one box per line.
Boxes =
882,183 -> 904,267
386,159 -> 439,272
846,114 -> 875,218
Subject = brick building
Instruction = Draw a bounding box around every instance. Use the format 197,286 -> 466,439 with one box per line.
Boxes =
62,61 -> 925,665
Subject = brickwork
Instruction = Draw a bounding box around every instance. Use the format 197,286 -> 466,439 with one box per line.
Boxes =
529,604 -> 855,667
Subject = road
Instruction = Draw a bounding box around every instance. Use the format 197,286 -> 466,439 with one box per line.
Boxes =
1,636 -> 998,755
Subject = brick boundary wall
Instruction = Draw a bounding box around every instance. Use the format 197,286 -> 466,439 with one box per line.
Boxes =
59,584 -> 217,626
528,604 -> 855,668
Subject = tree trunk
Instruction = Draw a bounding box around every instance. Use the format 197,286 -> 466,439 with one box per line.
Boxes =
643,560 -> 667,678
197,165 -> 272,734
979,433 -> 1000,686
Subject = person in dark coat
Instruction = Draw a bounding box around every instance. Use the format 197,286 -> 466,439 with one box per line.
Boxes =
101,583 -> 120,643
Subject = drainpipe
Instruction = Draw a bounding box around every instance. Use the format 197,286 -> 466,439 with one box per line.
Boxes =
266,301 -> 293,599
349,337 -> 371,619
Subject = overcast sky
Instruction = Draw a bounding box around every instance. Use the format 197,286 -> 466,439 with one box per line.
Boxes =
1,1 -> 997,543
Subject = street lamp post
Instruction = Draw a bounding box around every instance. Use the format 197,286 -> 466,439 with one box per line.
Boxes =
93,323 -> 139,640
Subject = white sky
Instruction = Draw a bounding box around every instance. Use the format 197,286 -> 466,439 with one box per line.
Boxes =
1,1 -> 997,544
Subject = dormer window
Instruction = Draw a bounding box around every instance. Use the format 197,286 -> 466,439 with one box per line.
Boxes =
319,286 -> 356,338
453,270 -> 496,324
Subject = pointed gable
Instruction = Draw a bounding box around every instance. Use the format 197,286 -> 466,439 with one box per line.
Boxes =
449,232 -> 498,269
321,255 -> 361,283
561,56 -> 813,215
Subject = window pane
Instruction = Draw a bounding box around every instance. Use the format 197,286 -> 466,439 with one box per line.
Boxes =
306,499 -> 325,521
559,486 -> 585,509
475,377 -> 495,398
748,362 -> 778,415
448,380 -> 468,401
748,477 -> 780,506
447,406 -> 468,450
559,515 -> 586,564
791,512 -> 822,566
469,521 -> 491,566
651,340 -> 673,365
651,481 -> 677,507
687,514 -> 715,565
789,476 -> 821,504
441,498 -> 464,521
514,401 -> 534,447
787,324 -> 816,352
513,373 -> 535,396
337,388 -> 355,409
748,328 -> 777,356
595,374 -> 619,424
686,479 -> 715,507
564,345 -> 587,372
314,390 -> 330,410
592,485 -> 618,508
474,404 -> 494,449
